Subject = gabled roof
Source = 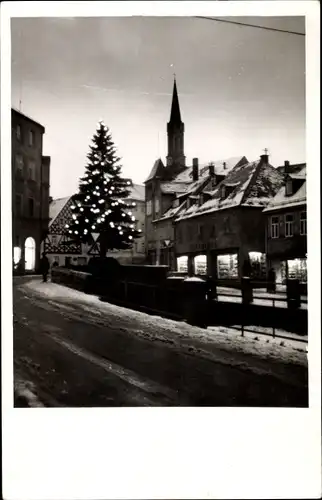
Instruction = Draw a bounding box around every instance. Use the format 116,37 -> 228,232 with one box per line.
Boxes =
172,156 -> 247,183
49,196 -> 72,227
145,158 -> 165,183
12,107 -> 45,132
176,158 -> 284,221
263,167 -> 306,212
48,196 -> 75,235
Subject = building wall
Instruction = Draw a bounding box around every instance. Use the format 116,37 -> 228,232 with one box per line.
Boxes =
266,204 -> 307,260
145,178 -> 177,264
12,109 -> 49,273
175,207 -> 267,278
106,197 -> 146,264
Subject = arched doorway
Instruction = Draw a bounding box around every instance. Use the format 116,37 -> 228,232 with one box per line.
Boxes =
25,237 -> 36,271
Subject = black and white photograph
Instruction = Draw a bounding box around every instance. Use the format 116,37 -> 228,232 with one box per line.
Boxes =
10,13 -> 309,408
1,1 -> 321,499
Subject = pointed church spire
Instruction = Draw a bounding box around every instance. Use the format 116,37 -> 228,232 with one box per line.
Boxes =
169,77 -> 182,124
166,76 -> 185,171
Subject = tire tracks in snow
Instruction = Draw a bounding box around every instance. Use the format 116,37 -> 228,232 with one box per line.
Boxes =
29,320 -> 185,406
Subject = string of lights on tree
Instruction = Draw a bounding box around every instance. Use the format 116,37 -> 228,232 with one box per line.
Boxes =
65,120 -> 141,255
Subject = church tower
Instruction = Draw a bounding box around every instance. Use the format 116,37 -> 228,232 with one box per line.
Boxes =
166,78 -> 186,169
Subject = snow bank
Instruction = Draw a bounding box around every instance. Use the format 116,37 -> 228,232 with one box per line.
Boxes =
20,279 -> 307,369
184,277 -> 205,282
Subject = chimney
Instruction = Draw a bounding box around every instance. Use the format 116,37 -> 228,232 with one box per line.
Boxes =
260,154 -> 269,163
209,162 -> 215,177
284,160 -> 291,174
192,158 -> 199,181
223,161 -> 227,170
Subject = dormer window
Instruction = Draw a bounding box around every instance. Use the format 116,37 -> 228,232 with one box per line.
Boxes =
285,179 -> 293,196
220,185 -> 226,199
173,199 -> 180,208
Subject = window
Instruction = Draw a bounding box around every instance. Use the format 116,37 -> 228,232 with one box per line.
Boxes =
13,246 -> 21,267
29,130 -> 35,146
15,154 -> 23,173
223,216 -> 231,234
271,216 -> 279,238
15,194 -> 22,215
155,198 -> 160,214
177,255 -> 188,273
198,224 -> 204,241
146,200 -> 152,216
287,258 -> 307,283
28,160 -> 36,180
285,214 -> 294,237
300,211 -> 307,235
285,179 -> 293,196
28,198 -> 34,217
16,124 -> 21,141
217,254 -> 238,279
24,237 -> 36,271
194,254 -> 207,275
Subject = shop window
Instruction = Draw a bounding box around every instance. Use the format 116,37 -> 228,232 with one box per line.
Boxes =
249,251 -> 266,278
271,216 -> 279,238
24,237 -> 36,271
300,211 -> 307,235
194,254 -> 207,275
287,258 -> 307,283
217,253 -> 238,279
285,214 -> 294,237
177,255 -> 188,273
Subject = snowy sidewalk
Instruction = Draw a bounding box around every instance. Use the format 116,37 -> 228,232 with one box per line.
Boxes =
19,279 -> 308,369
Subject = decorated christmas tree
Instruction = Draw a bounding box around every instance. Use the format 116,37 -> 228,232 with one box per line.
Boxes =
65,120 -> 141,257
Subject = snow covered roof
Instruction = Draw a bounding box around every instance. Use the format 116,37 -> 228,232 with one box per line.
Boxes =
276,162 -> 306,175
176,159 -> 285,220
160,182 -> 190,194
49,196 -> 71,226
263,179 -> 306,213
156,199 -> 188,222
172,156 -> 247,183
145,158 -> 165,182
129,183 -> 145,201
241,163 -> 285,207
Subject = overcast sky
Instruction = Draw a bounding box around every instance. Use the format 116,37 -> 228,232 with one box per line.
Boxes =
11,16 -> 305,199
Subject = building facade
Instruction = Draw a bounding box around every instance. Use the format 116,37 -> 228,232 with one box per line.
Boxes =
145,78 -> 248,267
263,162 -> 307,284
12,108 -> 50,273
44,184 -> 146,266
174,154 -> 285,280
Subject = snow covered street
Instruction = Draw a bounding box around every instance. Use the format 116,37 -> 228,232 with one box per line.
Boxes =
13,277 -> 308,407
